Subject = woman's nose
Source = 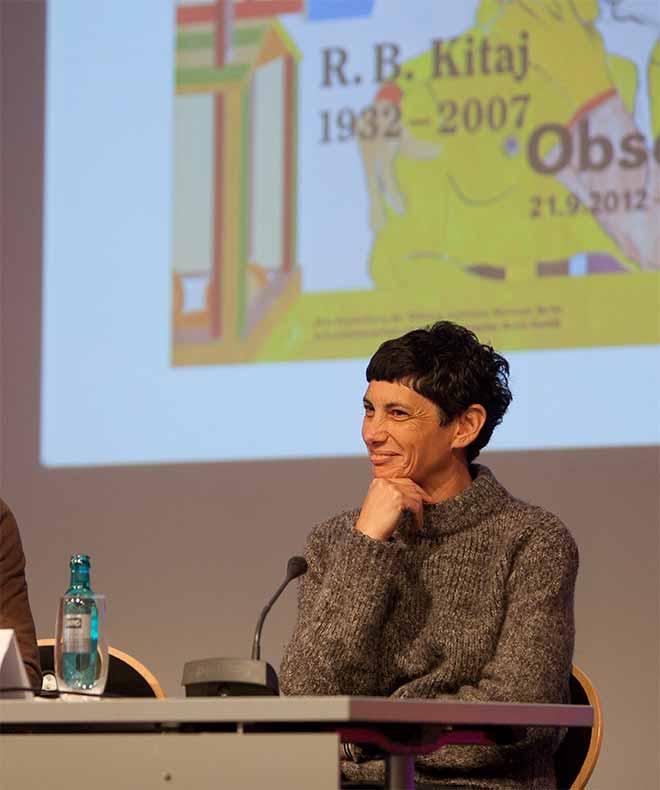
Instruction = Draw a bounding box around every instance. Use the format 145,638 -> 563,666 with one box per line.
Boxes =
363,415 -> 387,442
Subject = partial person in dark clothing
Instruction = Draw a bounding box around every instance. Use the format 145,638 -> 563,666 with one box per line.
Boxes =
0,498 -> 41,688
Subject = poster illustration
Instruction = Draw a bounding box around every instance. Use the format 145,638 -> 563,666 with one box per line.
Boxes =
172,0 -> 660,366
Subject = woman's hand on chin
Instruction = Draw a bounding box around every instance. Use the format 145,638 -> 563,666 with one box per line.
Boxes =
355,477 -> 431,542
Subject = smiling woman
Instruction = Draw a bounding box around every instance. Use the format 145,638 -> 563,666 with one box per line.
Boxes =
358,380 -> 487,540
361,381 -> 479,481
364,321 -> 512,464
356,322 -> 511,541
280,321 -> 578,790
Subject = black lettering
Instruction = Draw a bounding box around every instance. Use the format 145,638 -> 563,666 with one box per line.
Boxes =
322,47 -> 349,87
464,36 -> 474,77
374,42 -> 401,83
479,37 -> 492,75
577,118 -> 613,171
383,104 -> 402,137
516,31 -> 529,82
527,123 -> 572,174
494,44 -> 514,76
634,189 -> 648,210
619,133 -> 647,169
432,39 -> 459,78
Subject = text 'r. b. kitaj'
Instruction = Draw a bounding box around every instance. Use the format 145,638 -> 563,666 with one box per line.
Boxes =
320,31 -> 530,88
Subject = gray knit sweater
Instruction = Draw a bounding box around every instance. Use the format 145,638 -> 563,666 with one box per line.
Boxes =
280,465 -> 578,789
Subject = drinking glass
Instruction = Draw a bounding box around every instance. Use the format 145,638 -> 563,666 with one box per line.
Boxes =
55,593 -> 108,700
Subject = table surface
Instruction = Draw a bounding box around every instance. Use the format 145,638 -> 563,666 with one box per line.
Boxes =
0,696 -> 593,728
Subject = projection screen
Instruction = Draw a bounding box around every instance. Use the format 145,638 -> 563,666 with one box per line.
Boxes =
41,0 -> 660,466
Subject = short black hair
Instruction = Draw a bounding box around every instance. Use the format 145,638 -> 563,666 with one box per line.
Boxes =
366,321 -> 512,462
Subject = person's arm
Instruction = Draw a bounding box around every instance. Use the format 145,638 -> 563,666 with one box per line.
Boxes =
279,514 -> 406,696
0,501 -> 42,689
405,520 -> 578,774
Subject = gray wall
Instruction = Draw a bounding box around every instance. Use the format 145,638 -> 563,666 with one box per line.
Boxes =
2,4 -> 658,789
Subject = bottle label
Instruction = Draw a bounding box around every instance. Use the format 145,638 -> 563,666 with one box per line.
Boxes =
63,613 -> 91,652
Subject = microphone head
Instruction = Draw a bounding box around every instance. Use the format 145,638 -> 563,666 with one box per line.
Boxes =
286,555 -> 308,580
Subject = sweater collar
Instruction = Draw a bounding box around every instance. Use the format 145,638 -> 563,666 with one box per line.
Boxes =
396,464 -> 511,540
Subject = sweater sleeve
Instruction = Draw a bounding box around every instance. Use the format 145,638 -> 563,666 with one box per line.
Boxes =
411,520 -> 579,775
0,501 -> 42,689
279,514 -> 406,696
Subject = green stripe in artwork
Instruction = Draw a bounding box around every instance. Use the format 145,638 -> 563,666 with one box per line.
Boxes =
233,27 -> 264,47
238,88 -> 249,337
176,31 -> 214,51
176,26 -> 264,52
176,64 -> 250,88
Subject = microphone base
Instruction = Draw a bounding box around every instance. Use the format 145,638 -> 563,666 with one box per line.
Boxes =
182,658 -> 279,697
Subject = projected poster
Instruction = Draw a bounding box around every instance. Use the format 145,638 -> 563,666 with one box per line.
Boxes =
171,0 -> 660,367
41,0 -> 660,465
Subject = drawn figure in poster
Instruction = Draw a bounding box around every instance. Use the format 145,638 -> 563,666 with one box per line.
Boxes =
359,0 -> 660,289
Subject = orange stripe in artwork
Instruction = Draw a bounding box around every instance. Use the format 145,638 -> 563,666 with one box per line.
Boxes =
178,1 -> 303,26
235,1 -> 303,19
567,88 -> 617,129
177,4 -> 216,25
282,56 -> 293,273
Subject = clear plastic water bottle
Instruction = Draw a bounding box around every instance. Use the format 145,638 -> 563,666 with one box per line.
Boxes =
62,554 -> 98,689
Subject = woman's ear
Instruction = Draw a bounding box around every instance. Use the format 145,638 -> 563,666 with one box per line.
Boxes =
452,404 -> 487,449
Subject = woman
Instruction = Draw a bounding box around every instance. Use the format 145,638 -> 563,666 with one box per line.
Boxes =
280,321 -> 578,789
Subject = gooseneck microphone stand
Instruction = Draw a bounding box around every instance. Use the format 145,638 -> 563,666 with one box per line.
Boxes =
182,556 -> 308,697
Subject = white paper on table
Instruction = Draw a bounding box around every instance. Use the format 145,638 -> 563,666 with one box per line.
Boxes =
0,629 -> 34,698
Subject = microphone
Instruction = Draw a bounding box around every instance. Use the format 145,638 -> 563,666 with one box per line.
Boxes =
182,555 -> 308,697
251,556 -> 307,661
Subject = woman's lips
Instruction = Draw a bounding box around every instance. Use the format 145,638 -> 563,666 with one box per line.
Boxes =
369,452 -> 398,465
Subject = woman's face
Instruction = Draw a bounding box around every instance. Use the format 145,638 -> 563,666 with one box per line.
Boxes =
361,379 -> 460,489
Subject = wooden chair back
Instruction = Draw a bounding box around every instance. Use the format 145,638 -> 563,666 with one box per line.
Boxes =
554,663 -> 603,789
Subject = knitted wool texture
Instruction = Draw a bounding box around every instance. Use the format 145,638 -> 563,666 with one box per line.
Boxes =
280,466 -> 579,789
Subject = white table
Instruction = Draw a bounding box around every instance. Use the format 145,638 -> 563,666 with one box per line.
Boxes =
0,696 -> 593,789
